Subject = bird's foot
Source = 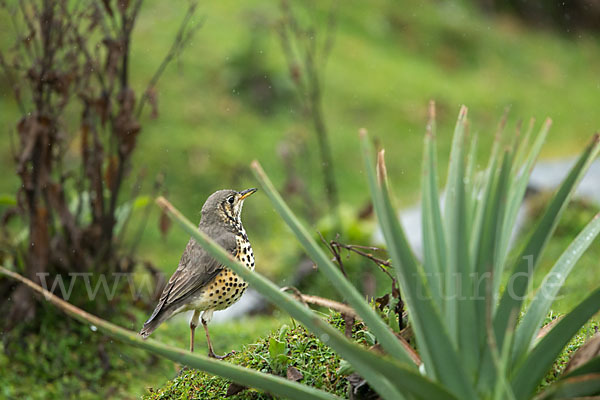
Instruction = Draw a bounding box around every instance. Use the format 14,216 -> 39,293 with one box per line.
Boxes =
208,349 -> 236,360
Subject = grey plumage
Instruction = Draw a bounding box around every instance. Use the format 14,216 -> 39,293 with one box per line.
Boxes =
139,233 -> 236,338
139,189 -> 248,339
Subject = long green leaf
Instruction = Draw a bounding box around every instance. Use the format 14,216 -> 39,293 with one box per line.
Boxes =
476,121 -> 548,391
447,108 -> 480,376
562,357 -> 600,378
469,127 -> 501,278
474,150 -> 514,390
495,119 -> 550,296
470,110 -> 507,258
494,134 -> 600,348
250,161 -> 416,368
0,266 -> 339,400
474,149 -> 512,308
421,102 -> 445,312
443,106 -> 469,346
511,288 -> 600,399
360,133 -> 477,400
512,212 -> 600,362
492,313 -> 518,400
464,130 -> 479,229
156,197 -> 406,400
535,374 -> 600,400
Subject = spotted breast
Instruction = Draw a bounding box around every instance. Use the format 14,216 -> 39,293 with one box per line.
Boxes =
188,234 -> 255,311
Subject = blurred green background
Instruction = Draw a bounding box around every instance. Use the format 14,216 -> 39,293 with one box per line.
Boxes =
2,0 -> 600,280
1,0 -> 599,398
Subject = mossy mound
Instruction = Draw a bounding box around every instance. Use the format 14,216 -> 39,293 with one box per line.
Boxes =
143,314 -> 372,399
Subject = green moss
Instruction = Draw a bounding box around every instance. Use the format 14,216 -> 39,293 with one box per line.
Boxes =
539,318 -> 599,391
143,318 -> 355,399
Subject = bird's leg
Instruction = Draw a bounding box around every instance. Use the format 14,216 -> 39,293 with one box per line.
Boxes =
202,319 -> 235,360
189,310 -> 200,353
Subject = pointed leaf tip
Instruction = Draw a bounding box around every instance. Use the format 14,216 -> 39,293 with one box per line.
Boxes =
428,100 -> 436,119
156,196 -> 168,210
376,150 -> 387,186
427,101 -> 436,137
359,128 -> 368,138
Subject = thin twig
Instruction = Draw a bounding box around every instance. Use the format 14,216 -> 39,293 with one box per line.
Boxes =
331,241 -> 396,284
280,286 -> 359,320
318,232 -> 347,278
328,239 -> 403,324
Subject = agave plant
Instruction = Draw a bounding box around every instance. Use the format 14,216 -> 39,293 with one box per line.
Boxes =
3,104 -> 598,399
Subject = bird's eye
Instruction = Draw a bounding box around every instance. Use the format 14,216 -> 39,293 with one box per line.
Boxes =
227,196 -> 235,205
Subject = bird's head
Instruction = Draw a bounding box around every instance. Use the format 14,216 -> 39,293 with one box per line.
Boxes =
201,188 -> 258,227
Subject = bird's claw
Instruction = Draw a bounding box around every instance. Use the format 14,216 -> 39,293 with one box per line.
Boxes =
208,349 -> 236,360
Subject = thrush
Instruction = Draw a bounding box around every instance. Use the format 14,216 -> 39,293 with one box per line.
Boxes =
139,188 -> 257,359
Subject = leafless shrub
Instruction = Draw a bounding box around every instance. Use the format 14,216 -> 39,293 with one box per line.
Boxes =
0,0 -> 199,327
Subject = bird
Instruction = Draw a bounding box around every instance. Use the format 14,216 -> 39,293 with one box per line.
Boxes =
139,188 -> 258,359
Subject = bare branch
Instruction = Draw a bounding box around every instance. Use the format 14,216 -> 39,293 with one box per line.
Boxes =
318,231 -> 347,278
280,286 -> 359,320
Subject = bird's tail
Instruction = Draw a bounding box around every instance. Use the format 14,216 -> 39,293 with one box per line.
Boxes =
139,303 -> 172,339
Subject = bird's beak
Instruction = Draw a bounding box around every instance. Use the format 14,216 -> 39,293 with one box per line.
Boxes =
239,188 -> 258,200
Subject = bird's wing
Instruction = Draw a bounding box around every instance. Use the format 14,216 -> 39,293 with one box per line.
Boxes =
161,232 -> 238,307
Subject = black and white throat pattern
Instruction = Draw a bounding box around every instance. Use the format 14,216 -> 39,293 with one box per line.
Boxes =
219,201 -> 254,270
220,202 -> 245,234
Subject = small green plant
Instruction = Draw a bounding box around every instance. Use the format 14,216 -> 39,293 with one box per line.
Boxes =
268,326 -> 290,374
